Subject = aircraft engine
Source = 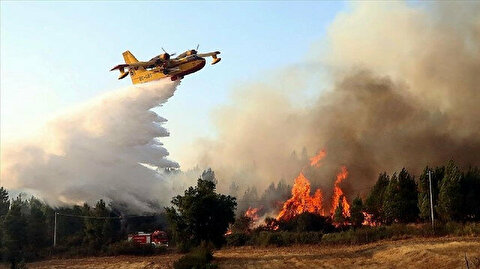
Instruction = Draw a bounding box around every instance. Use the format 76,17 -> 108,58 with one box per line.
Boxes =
186,50 -> 197,56
160,53 -> 170,61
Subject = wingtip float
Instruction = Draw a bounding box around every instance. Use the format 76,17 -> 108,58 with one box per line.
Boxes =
110,46 -> 221,84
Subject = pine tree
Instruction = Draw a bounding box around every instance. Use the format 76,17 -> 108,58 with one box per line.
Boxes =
350,197 -> 364,228
4,196 -> 28,267
0,187 -> 9,217
27,197 -> 49,254
0,187 -> 10,259
397,168 -> 419,222
383,169 -> 418,223
365,172 -> 389,223
333,195 -> 346,225
461,166 -> 480,220
418,166 -> 444,221
437,160 -> 463,221
383,173 -> 399,224
84,200 -> 110,250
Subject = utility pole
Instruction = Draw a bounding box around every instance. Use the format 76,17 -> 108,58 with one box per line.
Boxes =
428,170 -> 435,229
54,212 -> 58,247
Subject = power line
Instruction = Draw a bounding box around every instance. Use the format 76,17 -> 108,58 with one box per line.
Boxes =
56,212 -> 122,219
55,212 -> 159,219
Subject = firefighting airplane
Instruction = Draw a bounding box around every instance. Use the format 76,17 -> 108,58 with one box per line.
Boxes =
110,46 -> 221,84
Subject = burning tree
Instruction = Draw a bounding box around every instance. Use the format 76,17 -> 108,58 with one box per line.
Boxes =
333,195 -> 348,225
274,150 -> 358,227
277,212 -> 334,233
276,172 -> 324,221
330,166 -> 350,217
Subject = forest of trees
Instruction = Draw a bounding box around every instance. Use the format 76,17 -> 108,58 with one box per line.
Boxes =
0,190 -> 172,267
0,160 -> 479,267
364,161 -> 480,224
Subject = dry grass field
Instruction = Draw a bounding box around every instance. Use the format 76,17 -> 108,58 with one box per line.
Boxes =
23,237 -> 480,269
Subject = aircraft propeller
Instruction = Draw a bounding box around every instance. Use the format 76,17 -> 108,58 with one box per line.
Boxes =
161,47 -> 176,57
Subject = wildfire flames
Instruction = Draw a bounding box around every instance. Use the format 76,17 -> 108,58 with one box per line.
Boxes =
362,212 -> 379,226
309,149 -> 326,167
330,166 -> 350,217
276,172 -> 324,220
245,206 -> 260,222
276,150 -> 352,223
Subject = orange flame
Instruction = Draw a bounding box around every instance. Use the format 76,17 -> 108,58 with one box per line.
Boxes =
362,212 -> 379,226
309,149 -> 326,167
275,150 -> 353,225
245,207 -> 260,222
330,166 -> 350,217
276,172 -> 323,221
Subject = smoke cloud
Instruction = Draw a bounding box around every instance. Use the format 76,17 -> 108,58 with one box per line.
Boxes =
189,2 -> 480,199
1,80 -> 183,212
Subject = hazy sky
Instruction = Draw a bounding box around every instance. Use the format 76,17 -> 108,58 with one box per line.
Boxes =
1,1 -> 345,166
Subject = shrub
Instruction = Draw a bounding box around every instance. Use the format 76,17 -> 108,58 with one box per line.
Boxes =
443,222 -> 480,236
173,245 -> 217,269
321,226 -> 393,245
257,232 -> 285,247
462,222 -> 480,236
226,233 -> 250,246
277,213 -> 335,233
292,232 -> 323,244
250,231 -> 323,247
105,241 -> 166,256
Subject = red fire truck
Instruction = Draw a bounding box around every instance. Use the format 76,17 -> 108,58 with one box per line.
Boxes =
127,230 -> 168,247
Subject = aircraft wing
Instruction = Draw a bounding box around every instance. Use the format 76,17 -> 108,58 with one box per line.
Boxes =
110,62 -> 151,71
196,51 -> 220,57
152,67 -> 181,74
110,64 -> 129,71
197,51 -> 221,64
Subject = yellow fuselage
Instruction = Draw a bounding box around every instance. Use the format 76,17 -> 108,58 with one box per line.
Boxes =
130,57 -> 206,84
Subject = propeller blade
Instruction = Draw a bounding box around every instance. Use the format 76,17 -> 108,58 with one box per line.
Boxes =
196,44 -> 199,50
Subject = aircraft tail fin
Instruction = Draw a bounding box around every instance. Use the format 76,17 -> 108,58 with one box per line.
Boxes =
122,51 -> 139,64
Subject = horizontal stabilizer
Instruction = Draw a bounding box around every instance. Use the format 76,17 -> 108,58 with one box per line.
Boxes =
110,64 -> 129,71
118,71 -> 129,80
212,58 -> 221,65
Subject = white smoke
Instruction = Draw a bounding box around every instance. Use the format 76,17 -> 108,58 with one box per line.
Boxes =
1,80 -> 181,212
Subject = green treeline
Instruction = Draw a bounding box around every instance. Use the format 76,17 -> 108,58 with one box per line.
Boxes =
364,161 -> 480,224
0,192 -> 167,267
